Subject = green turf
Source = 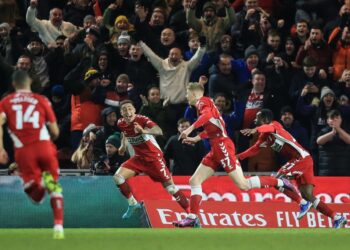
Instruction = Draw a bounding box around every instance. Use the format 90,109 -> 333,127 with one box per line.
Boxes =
0,229 -> 349,250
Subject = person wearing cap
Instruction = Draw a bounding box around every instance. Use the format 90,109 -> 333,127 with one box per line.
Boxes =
187,0 -> 236,52
103,3 -> 134,43
93,132 -> 128,175
93,107 -> 119,160
296,85 -> 350,171
25,36 -> 50,91
116,31 -> 131,58
26,0 -> 78,46
69,68 -> 104,149
290,56 -> 328,104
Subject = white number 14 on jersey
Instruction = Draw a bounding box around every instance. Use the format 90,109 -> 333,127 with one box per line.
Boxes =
12,104 -> 39,129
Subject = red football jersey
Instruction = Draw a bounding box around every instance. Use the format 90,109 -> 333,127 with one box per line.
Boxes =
193,96 -> 228,139
117,115 -> 163,158
239,121 -> 310,160
0,90 -> 56,148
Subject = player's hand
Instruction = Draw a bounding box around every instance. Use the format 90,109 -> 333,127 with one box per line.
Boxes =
199,75 -> 208,86
178,125 -> 194,140
134,122 -> 145,134
182,136 -> 199,145
240,128 -> 257,136
0,148 -> 9,164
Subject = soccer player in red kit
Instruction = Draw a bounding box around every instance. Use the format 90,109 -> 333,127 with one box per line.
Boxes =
114,100 -> 189,219
238,109 -> 347,228
0,71 -> 64,238
173,83 -> 295,228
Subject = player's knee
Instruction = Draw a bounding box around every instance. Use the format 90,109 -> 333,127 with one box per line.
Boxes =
113,174 -> 125,185
24,182 -> 45,204
165,184 -> 179,195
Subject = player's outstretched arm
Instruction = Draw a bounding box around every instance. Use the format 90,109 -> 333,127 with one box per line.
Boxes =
134,122 -> 163,136
118,132 -> 127,156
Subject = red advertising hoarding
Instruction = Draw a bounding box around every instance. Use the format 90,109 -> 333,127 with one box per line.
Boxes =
143,200 -> 350,228
129,176 -> 350,203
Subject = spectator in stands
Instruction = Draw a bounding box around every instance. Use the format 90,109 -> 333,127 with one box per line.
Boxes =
289,56 -> 328,105
333,69 -> 350,100
291,19 -> 310,49
64,26 -> 104,70
164,118 -> 206,175
93,132 -> 127,175
295,25 -> 332,77
156,27 -> 179,58
104,73 -> 131,108
26,0 -> 78,46
139,39 -> 205,135
0,22 -> 18,65
63,0 -> 94,27
95,51 -> 118,84
323,3 -> 350,40
280,106 -> 309,149
71,123 -> 98,169
24,36 -> 50,93
296,86 -> 350,171
139,86 -> 169,147
50,85 -> 71,149
184,31 -> 212,83
103,3 -> 134,45
328,25 -> 350,81
281,36 -> 298,69
115,31 -> 130,59
317,109 -> 350,176
187,0 -> 236,52
134,3 -> 166,49
208,53 -> 238,99
45,35 -> 67,86
216,34 -> 242,59
93,107 -> 119,161
169,0 -> 190,32
124,42 -> 158,99
257,29 -> 283,68
69,68 -> 105,149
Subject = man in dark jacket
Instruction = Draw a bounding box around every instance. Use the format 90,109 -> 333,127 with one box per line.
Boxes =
164,118 -> 206,176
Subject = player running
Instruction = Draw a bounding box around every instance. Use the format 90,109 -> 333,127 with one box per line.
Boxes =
0,71 -> 64,239
173,83 -> 295,228
114,100 -> 189,219
238,109 -> 347,229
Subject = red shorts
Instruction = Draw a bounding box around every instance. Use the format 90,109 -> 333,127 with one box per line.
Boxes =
15,141 -> 59,186
122,155 -> 172,183
277,156 -> 314,186
202,137 -> 240,173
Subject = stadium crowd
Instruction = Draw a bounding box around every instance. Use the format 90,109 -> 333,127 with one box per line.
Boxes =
1,0 -> 350,176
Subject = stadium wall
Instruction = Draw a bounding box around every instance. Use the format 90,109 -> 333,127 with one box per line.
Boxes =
0,176 -> 145,228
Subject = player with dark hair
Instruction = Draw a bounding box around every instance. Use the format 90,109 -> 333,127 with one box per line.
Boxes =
0,71 -> 64,238
173,83 -> 295,228
114,100 -> 189,219
238,109 -> 347,228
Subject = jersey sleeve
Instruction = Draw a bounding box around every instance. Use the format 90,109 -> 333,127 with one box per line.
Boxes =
237,133 -> 269,160
257,124 -> 276,133
42,97 -> 57,123
142,116 -> 157,129
193,100 -> 212,129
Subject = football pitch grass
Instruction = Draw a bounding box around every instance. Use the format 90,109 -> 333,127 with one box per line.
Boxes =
0,229 -> 349,250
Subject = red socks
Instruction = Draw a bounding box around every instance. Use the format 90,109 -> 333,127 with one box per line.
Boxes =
315,200 -> 335,218
50,195 -> 64,225
173,190 -> 189,212
259,176 -> 278,188
190,195 -> 202,215
282,189 -> 302,203
118,182 -> 132,198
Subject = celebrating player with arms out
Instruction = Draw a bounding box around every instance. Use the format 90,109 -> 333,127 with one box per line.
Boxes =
114,100 -> 189,219
238,109 -> 347,228
173,83 -> 295,228
0,71 -> 64,239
